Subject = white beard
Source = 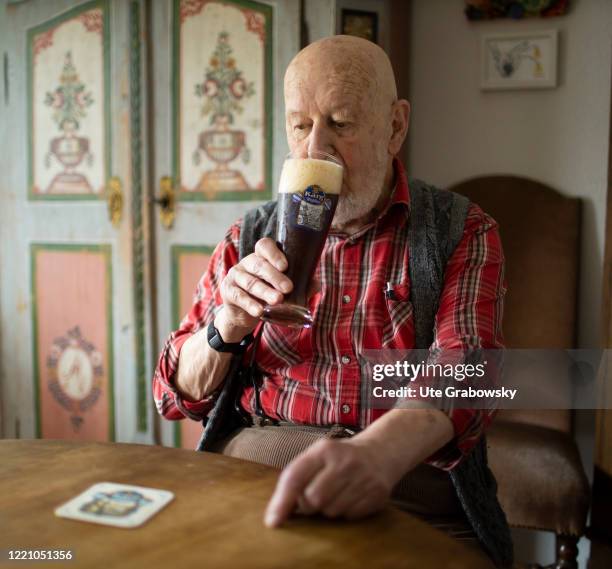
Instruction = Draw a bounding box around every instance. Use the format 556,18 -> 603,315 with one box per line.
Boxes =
330,153 -> 391,232
331,174 -> 389,232
332,192 -> 376,230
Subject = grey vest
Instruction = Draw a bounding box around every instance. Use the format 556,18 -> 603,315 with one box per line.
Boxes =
199,178 -> 513,567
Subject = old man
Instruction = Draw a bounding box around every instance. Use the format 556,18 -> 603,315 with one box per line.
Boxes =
153,35 -> 512,567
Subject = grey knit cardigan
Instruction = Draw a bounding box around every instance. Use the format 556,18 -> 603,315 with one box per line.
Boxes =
200,178 -> 514,568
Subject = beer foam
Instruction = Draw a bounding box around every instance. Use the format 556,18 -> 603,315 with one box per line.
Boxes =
278,158 -> 343,195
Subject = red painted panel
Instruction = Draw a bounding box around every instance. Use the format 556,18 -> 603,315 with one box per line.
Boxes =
34,246 -> 112,441
178,250 -> 211,449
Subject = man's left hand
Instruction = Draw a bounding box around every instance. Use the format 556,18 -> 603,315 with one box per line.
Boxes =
263,408 -> 455,527
264,438 -> 393,526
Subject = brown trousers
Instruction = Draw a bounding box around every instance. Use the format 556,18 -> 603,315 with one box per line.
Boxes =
211,422 -> 477,543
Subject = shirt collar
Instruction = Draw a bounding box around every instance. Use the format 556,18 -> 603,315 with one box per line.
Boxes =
373,157 -> 410,223
388,157 -> 410,211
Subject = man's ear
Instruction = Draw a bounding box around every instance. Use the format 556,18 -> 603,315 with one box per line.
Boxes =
388,99 -> 410,156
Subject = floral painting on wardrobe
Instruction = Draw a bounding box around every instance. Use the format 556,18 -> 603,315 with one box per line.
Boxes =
28,1 -> 109,199
175,0 -> 273,201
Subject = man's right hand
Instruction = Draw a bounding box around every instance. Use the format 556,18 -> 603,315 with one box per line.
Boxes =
175,238 -> 293,402
215,237 -> 293,341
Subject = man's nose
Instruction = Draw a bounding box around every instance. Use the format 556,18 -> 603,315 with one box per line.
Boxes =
306,122 -> 335,158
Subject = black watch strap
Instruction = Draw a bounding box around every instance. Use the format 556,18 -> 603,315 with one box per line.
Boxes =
207,321 -> 254,354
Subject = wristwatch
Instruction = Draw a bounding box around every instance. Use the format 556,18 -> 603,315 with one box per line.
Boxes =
207,321 -> 254,354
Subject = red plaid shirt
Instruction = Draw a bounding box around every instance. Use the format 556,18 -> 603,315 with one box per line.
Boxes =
153,160 -> 506,469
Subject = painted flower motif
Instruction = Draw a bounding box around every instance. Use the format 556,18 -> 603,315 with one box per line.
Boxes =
44,51 -> 93,131
230,78 -> 246,99
194,31 -> 255,126
47,90 -> 65,109
204,79 -> 218,97
75,90 -> 92,108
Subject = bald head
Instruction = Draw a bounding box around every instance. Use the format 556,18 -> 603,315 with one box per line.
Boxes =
282,35 -> 410,234
285,35 -> 398,109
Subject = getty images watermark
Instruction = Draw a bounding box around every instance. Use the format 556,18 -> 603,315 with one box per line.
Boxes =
370,358 -> 514,399
360,349 -> 611,411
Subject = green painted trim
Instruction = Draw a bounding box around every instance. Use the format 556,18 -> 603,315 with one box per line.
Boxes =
264,1 -> 273,204
28,194 -> 103,202
172,0 -> 274,202
106,243 -> 115,442
30,246 -> 41,438
103,0 -> 112,191
26,8 -> 34,201
27,0 -> 111,202
30,243 -> 115,442
172,0 -> 180,199
170,244 -> 215,448
129,0 -> 148,434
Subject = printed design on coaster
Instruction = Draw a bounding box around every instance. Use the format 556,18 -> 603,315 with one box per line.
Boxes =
54,482 -> 174,528
80,490 -> 152,518
292,185 -> 333,231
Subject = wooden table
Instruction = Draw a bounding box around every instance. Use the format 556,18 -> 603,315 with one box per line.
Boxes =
0,440 -> 492,568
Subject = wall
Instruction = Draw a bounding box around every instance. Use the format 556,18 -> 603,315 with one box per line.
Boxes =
407,1 -> 612,566
408,0 -> 612,351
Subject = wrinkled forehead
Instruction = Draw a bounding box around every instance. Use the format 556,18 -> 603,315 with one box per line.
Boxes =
284,77 -> 369,116
284,56 -> 377,115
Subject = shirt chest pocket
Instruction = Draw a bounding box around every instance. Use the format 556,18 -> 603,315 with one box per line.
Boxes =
382,283 -> 414,348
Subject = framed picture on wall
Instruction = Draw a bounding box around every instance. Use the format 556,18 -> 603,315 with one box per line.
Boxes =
340,8 -> 378,44
481,29 -> 558,90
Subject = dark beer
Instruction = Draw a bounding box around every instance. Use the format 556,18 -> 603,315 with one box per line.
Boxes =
262,156 -> 343,328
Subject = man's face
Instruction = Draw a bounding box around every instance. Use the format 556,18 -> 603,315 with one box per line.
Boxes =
284,63 -> 394,231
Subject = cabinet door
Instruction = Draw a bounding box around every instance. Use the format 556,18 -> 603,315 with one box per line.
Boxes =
0,0 -> 155,443
149,0 -> 300,448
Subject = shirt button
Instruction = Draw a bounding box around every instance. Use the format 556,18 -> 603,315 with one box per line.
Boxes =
341,355 -> 351,364
341,404 -> 351,414
342,294 -> 351,304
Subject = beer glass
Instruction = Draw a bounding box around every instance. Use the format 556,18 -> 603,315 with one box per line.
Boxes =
261,150 -> 343,328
